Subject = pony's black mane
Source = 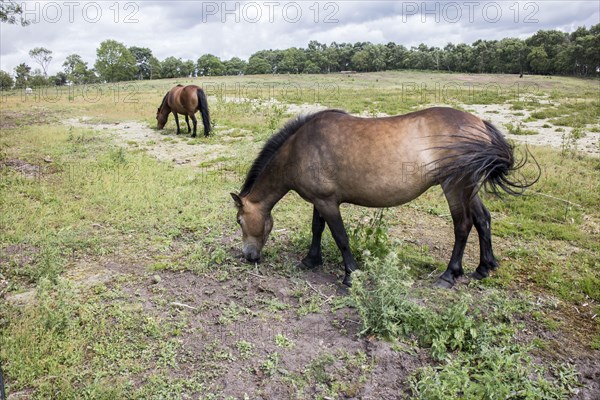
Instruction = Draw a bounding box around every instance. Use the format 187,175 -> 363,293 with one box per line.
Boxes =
158,85 -> 182,111
158,92 -> 169,111
240,109 -> 347,197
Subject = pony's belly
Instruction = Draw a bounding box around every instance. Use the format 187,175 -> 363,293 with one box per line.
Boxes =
341,186 -> 431,208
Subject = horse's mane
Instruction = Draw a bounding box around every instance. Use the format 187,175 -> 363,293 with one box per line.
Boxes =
240,109 -> 347,197
158,92 -> 169,111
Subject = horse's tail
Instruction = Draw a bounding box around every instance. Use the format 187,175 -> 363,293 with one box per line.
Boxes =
197,88 -> 211,136
434,120 -> 540,196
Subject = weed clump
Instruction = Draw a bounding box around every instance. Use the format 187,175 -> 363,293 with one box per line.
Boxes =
350,253 -> 581,398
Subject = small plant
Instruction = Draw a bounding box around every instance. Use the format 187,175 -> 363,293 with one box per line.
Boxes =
259,352 -> 280,377
561,128 -> 582,156
349,209 -> 390,260
235,340 -> 255,359
504,121 -> 537,135
266,104 -> 286,131
274,333 -> 295,349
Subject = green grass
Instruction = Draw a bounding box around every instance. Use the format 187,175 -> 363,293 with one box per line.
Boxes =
504,121 -> 538,135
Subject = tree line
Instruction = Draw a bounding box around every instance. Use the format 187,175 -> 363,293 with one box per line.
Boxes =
1,24 -> 598,90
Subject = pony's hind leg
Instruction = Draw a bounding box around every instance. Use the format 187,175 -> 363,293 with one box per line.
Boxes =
300,206 -> 325,269
185,115 -> 191,133
190,114 -> 198,137
470,195 -> 499,280
438,185 -> 474,288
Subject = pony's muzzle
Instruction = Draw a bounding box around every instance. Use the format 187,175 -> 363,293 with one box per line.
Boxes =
242,244 -> 261,263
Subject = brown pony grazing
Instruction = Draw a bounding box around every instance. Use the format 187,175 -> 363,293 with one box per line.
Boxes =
156,84 -> 211,137
231,107 -> 537,288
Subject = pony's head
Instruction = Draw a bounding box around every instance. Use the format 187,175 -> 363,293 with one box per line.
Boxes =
231,193 -> 273,262
156,107 -> 168,129
156,93 -> 169,129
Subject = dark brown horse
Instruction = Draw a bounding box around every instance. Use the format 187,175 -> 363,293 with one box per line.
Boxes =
156,84 -> 211,137
231,107 -> 536,288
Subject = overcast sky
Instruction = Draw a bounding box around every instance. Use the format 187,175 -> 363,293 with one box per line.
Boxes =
1,0 -> 598,75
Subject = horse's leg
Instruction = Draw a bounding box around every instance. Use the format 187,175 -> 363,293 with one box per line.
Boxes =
173,112 -> 181,134
470,195 -> 499,280
300,206 -> 325,269
185,115 -> 191,134
315,203 -> 357,287
438,185 -> 474,288
190,113 -> 198,138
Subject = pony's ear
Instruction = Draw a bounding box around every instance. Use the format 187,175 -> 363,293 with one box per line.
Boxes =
230,193 -> 243,207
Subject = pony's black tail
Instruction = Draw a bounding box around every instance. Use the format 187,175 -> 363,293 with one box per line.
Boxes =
434,120 -> 540,196
197,88 -> 211,136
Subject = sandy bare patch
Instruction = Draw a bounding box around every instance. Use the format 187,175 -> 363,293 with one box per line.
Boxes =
64,117 -> 237,167
463,103 -> 599,156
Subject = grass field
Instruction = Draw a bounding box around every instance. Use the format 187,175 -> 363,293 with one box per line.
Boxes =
1,71 -> 599,399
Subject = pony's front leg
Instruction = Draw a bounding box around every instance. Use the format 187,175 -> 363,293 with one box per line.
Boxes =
316,203 -> 357,287
173,112 -> 181,134
300,206 -> 325,269
185,115 -> 191,133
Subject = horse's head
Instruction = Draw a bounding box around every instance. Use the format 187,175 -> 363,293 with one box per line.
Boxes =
156,107 -> 168,129
231,193 -> 273,263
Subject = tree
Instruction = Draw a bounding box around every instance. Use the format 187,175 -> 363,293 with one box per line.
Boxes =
495,38 -> 526,74
160,56 -> 184,78
197,54 -> 224,76
223,57 -> 247,76
303,61 -> 320,74
527,46 -> 550,75
182,60 -> 196,77
63,54 -> 96,84
13,63 -> 30,88
129,46 -> 155,79
94,40 -> 137,82
277,48 -> 306,74
0,0 -> 29,25
29,47 -> 53,77
245,55 -> 272,75
50,72 -> 68,86
306,40 -> 328,73
29,68 -> 47,86
148,56 -> 161,79
386,43 -> 408,70
0,70 -> 14,90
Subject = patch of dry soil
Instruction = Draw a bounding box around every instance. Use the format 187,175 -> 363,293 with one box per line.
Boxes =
463,102 -> 599,156
64,117 -> 238,167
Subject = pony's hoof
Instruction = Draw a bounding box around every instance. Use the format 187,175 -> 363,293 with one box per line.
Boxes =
342,275 -> 352,287
337,284 -> 350,295
470,270 -> 487,280
298,257 -> 322,270
436,278 -> 454,289
191,134 -> 197,138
